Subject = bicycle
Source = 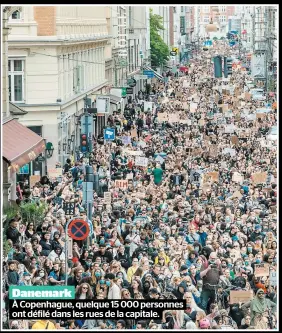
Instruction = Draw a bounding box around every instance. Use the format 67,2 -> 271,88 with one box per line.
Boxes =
204,282 -> 240,310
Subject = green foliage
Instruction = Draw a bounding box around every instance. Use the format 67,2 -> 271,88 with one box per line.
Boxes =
3,206 -> 19,221
3,239 -> 12,258
150,8 -> 170,68
19,201 -> 48,229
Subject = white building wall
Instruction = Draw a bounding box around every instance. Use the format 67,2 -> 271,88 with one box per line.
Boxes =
7,5 -> 110,168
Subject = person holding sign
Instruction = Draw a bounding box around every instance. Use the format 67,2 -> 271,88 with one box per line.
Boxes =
240,288 -> 276,328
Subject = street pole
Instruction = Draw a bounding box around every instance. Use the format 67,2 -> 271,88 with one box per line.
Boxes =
81,95 -> 94,247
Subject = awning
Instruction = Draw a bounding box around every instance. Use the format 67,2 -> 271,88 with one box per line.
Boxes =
3,118 -> 46,172
143,65 -> 164,81
109,94 -> 121,105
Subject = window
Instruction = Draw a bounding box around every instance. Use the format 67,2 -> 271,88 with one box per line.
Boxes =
203,16 -> 210,23
219,6 -> 226,12
203,6 -> 210,13
220,15 -> 226,22
11,10 -> 21,20
181,6 -> 184,13
8,59 -> 25,103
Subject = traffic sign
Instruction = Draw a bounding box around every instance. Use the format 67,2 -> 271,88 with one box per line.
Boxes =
127,78 -> 137,87
172,47 -> 178,54
68,219 -> 90,241
170,51 -> 177,56
126,87 -> 133,94
135,74 -> 148,80
143,70 -> 154,78
104,128 -> 115,141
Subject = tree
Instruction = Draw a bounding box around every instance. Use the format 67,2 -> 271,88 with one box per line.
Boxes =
150,9 -> 170,68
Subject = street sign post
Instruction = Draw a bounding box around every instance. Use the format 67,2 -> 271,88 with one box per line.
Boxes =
126,87 -> 134,94
68,219 -> 90,241
63,202 -> 75,216
143,70 -> 154,78
127,78 -> 137,87
104,128 -> 115,141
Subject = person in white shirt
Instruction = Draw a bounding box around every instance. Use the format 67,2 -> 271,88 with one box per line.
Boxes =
105,273 -> 121,299
48,246 -> 65,263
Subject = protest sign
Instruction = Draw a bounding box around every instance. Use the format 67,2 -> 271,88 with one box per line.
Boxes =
135,192 -> 146,199
131,128 -> 137,137
232,172 -> 244,183
122,136 -> 131,145
225,124 -> 235,134
138,141 -> 146,148
126,172 -> 133,180
229,290 -> 253,304
104,192 -> 112,204
144,101 -> 153,112
245,92 -> 251,101
203,172 -> 219,183
29,175 -> 41,188
183,80 -> 189,88
123,149 -> 143,156
231,135 -> 239,145
222,148 -> 236,157
256,113 -> 265,120
269,271 -> 277,286
135,156 -> 148,167
114,179 -> 128,189
158,112 -> 169,122
155,155 -> 164,164
48,168 -> 63,178
169,114 -> 179,123
183,102 -> 189,110
251,172 -> 267,184
255,263 -> 270,277
190,102 -> 197,112
246,114 -> 256,121
231,190 -> 243,199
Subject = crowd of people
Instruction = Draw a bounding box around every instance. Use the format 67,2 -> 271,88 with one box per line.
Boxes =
3,42 -> 277,330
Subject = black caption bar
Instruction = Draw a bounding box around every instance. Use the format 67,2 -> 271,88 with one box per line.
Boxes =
9,300 -> 185,320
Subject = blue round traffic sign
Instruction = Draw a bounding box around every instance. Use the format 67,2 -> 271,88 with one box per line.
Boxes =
68,219 -> 90,241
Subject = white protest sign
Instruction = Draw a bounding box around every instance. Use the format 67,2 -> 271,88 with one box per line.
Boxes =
269,271 -> 277,286
104,192 -> 111,204
123,149 -> 144,156
135,156 -> 148,167
222,148 -> 236,157
225,124 -> 236,134
183,80 -> 189,88
232,172 -> 244,184
155,155 -> 164,164
144,101 -> 153,112
190,102 -> 198,112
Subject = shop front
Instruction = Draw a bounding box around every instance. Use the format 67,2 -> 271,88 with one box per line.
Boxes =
3,117 -> 46,206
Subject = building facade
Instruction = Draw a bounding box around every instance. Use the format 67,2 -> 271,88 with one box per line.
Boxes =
7,5 -> 111,171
